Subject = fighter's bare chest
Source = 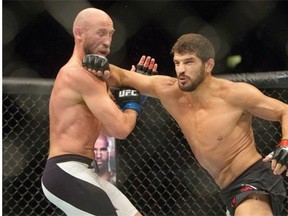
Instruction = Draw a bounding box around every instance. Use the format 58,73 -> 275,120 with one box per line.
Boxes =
168,99 -> 241,142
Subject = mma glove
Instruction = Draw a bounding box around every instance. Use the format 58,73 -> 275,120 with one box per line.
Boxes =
136,64 -> 157,76
272,139 -> 288,167
114,88 -> 142,114
134,63 -> 158,103
82,54 -> 110,79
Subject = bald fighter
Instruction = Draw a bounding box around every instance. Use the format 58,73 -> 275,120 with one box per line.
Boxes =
41,8 -> 156,216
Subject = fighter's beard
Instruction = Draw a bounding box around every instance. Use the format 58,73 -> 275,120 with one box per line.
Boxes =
179,71 -> 205,92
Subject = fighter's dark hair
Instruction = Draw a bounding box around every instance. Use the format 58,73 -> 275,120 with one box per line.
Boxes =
171,33 -> 215,62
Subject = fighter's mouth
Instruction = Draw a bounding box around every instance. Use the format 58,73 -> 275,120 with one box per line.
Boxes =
178,76 -> 187,83
98,50 -> 108,56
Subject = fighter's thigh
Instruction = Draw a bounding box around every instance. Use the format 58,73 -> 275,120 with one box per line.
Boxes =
99,178 -> 139,216
235,193 -> 272,216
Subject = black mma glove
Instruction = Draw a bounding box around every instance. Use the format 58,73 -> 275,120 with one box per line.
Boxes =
134,61 -> 158,103
115,88 -> 141,114
136,63 -> 158,76
272,139 -> 288,167
82,54 -> 110,79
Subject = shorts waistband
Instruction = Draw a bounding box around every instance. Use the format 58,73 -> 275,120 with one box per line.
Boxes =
221,158 -> 264,191
47,154 -> 93,166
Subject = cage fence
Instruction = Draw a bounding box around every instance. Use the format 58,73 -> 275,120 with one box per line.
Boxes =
3,72 -> 288,216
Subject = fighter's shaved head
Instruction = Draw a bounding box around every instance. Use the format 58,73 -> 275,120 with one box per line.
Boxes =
73,8 -> 112,32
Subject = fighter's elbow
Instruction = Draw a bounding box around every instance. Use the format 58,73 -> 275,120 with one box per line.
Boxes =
280,105 -> 288,122
113,127 -> 134,140
101,126 -> 131,140
111,119 -> 136,140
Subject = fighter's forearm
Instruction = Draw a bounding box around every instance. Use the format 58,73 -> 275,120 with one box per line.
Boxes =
107,64 -> 125,87
108,64 -> 140,89
281,106 -> 288,139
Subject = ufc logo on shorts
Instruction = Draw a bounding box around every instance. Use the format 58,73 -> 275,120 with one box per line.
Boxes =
119,90 -> 138,97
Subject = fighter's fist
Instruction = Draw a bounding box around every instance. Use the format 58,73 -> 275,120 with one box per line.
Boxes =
82,54 -> 110,80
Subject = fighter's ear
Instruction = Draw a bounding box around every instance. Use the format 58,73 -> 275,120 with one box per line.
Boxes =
73,27 -> 82,40
206,58 -> 215,73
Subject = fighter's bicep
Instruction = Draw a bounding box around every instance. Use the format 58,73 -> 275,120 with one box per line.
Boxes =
235,83 -> 285,121
247,95 -> 286,121
125,74 -> 175,98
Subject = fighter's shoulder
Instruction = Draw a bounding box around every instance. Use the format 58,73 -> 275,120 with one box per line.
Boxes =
216,77 -> 260,102
153,75 -> 177,86
56,63 -> 106,93
59,63 -> 97,83
55,64 -> 76,81
151,75 -> 178,97
216,77 -> 256,92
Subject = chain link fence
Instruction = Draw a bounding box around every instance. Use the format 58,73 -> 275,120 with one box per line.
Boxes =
3,74 -> 288,216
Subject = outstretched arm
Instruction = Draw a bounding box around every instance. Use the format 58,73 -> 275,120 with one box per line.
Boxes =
108,64 -> 156,97
83,54 -> 176,98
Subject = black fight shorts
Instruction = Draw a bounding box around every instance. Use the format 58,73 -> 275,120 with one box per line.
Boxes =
41,154 -> 138,216
220,159 -> 286,216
